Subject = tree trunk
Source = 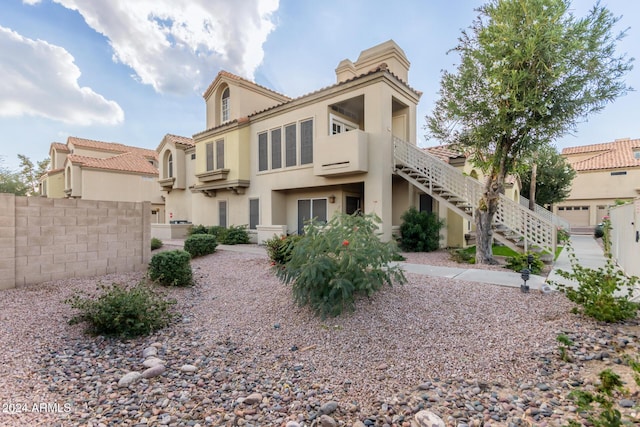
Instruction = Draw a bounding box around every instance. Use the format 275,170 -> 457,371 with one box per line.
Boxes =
528,162 -> 537,211
475,178 -> 501,265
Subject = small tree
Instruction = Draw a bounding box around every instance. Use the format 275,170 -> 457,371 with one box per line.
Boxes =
426,0 -> 632,264
518,145 -> 576,208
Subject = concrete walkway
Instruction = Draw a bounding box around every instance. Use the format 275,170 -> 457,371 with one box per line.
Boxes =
545,235 -> 607,289
163,236 -> 611,292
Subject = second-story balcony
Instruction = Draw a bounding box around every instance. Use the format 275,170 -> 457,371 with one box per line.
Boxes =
314,129 -> 368,177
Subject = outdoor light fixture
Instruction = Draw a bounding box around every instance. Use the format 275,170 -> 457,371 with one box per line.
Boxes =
328,195 -> 336,203
520,268 -> 530,293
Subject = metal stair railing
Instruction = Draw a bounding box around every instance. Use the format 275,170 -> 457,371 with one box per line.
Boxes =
519,195 -> 570,230
393,137 -> 556,254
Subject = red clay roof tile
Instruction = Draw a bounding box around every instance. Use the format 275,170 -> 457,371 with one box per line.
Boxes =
562,138 -> 640,171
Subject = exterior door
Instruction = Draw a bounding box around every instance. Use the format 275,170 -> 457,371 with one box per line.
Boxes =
346,195 -> 361,215
297,198 -> 327,234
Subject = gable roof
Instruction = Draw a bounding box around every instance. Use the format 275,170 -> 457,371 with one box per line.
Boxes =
424,144 -> 466,163
50,142 -> 69,152
562,138 -> 640,171
194,63 -> 422,139
202,70 -> 291,102
66,152 -> 158,175
68,136 -> 157,160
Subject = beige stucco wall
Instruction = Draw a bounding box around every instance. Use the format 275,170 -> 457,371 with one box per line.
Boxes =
46,170 -> 66,198
0,194 -> 150,290
609,200 -> 640,278
555,168 -> 640,226
81,169 -> 163,204
189,74 -> 419,242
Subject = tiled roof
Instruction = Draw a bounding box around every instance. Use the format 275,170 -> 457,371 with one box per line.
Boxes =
562,138 -> 640,171
51,142 -> 69,152
68,136 -> 157,160
424,145 -> 466,163
164,134 -> 195,147
195,64 -> 421,137
67,152 -> 158,175
202,70 -> 291,102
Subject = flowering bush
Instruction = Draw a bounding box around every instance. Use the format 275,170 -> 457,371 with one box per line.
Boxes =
275,212 -> 406,318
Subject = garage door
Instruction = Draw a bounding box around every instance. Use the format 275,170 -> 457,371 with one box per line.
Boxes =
557,206 -> 590,227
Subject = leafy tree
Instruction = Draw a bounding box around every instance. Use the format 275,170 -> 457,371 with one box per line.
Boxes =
518,145 -> 576,207
426,0 -> 632,264
0,156 -> 28,195
17,154 -> 49,196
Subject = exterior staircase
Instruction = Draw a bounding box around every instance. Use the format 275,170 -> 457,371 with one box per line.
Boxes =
393,137 -> 557,256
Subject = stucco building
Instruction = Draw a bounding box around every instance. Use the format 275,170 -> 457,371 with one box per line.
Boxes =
555,137 -> 640,228
40,137 -> 165,222
158,40 -> 556,253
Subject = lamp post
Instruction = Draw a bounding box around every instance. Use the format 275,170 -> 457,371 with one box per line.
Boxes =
520,268 -> 530,293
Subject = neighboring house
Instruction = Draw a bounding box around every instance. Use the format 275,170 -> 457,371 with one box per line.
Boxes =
40,137 -> 165,223
555,138 -> 640,228
158,40 -> 556,254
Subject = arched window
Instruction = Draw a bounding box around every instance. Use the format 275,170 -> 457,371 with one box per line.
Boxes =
221,87 -> 230,122
167,153 -> 173,178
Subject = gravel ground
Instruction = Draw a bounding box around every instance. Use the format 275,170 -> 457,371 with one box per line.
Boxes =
0,246 -> 638,426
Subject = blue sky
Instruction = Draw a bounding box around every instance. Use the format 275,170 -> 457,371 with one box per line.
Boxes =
1,0 -> 639,172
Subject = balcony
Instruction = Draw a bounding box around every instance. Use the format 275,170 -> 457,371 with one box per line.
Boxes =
196,168 -> 230,182
314,129 -> 368,177
158,177 -> 175,190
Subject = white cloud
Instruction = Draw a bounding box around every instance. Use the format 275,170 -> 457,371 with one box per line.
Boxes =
0,26 -> 124,125
48,0 -> 280,94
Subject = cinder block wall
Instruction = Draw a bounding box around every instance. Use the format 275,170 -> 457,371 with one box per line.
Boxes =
0,194 -> 151,289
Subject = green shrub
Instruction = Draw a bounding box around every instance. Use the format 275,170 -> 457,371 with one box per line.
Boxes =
66,282 -> 176,338
276,212 -> 406,318
551,219 -> 639,323
219,225 -> 250,245
265,234 -> 302,265
399,207 -> 444,252
184,234 -> 218,258
568,369 -> 626,427
505,252 -> 545,275
150,237 -> 163,250
188,224 -> 209,235
207,225 -> 227,241
149,249 -> 193,287
449,247 -> 475,264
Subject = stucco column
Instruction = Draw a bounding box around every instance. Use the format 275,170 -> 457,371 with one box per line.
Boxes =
363,84 -> 394,241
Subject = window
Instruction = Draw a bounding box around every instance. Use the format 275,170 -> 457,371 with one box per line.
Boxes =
300,119 -> 313,164
221,87 -> 230,122
191,153 -> 196,160
219,200 -> 227,227
330,114 -> 357,134
257,118 -> 313,171
206,142 -> 214,171
258,132 -> 268,171
297,198 -> 327,234
285,124 -> 297,167
611,171 -> 627,176
249,199 -> 259,230
271,128 -> 282,169
166,152 -> 173,178
216,139 -> 224,169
